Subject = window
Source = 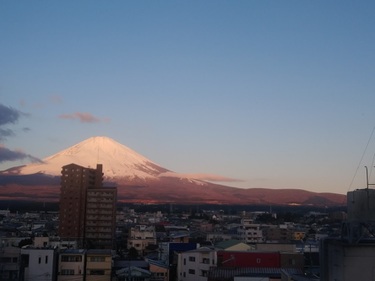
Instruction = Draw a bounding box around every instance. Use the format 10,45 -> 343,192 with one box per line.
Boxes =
38,257 -> 41,264
45,256 -> 48,264
183,258 -> 186,265
188,269 -> 195,275
61,269 -> 74,275
202,258 -> 210,264
90,256 -> 105,262
0,257 -> 11,263
188,256 -> 195,262
61,255 -> 82,262
90,270 -> 105,275
201,270 -> 208,277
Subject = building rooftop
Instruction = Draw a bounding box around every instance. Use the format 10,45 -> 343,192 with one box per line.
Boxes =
215,239 -> 243,249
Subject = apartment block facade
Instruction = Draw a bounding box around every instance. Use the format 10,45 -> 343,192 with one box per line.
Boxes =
58,163 -> 117,249
57,249 -> 85,281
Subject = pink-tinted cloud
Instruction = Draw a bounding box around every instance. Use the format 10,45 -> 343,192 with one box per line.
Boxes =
160,171 -> 243,182
58,112 -> 109,123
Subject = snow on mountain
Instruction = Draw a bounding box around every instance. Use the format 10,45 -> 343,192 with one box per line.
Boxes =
9,136 -> 170,180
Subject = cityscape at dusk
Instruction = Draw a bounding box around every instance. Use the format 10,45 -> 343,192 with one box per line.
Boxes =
1,1 -> 375,197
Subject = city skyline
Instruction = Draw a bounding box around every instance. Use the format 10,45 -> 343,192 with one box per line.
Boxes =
1,1 -> 375,195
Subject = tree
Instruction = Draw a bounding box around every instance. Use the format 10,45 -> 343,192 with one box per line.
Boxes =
128,247 -> 138,259
18,238 -> 32,248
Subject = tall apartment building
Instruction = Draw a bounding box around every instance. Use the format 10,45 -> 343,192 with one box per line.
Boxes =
58,163 -> 117,249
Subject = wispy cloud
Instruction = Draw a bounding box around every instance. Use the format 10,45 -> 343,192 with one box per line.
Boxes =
0,103 -> 26,141
0,103 -> 21,126
188,174 -> 244,182
0,145 -> 42,164
0,128 -> 15,140
59,112 -> 109,123
160,171 -> 243,183
0,103 -> 38,164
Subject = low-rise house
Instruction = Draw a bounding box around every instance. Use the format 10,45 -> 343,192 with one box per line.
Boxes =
116,266 -> 151,281
206,232 -> 232,243
263,224 -> 293,242
164,226 -> 190,243
34,236 -> 50,248
159,242 -> 198,265
57,249 -> 85,281
85,249 -> 112,281
215,240 -> 251,252
0,245 -> 21,281
20,246 -> 57,281
148,259 -> 169,281
128,225 -> 157,255
177,247 -> 217,281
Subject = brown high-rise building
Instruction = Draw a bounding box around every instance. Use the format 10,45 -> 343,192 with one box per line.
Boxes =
58,163 -> 117,249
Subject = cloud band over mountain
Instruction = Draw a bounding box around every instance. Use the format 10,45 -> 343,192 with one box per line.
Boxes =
159,171 -> 243,182
0,145 -> 42,164
58,112 -> 110,123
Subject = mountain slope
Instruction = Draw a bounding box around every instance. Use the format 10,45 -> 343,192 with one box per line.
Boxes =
0,136 -> 346,206
3,136 -> 170,180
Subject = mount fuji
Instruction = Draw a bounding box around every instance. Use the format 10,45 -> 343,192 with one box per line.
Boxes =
4,136 -> 170,180
0,136 -> 346,206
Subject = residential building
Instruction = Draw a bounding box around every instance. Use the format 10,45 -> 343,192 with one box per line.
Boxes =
116,266 -> 151,281
85,249 -> 112,281
0,245 -> 21,281
128,225 -> 156,255
177,247 -> 217,281
263,224 -> 293,242
159,242 -> 198,265
238,218 -> 264,243
85,188 -> 117,249
20,247 -> 57,281
59,163 -> 103,245
215,240 -> 251,252
57,249 -> 85,281
159,242 -> 198,281
206,232 -> 232,243
58,163 -> 117,249
148,259 -> 169,281
320,188 -> 375,280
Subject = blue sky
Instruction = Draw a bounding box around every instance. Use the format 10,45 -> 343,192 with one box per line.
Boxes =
1,1 -> 375,194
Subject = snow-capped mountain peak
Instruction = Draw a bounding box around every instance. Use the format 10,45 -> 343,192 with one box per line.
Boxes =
12,136 -> 169,179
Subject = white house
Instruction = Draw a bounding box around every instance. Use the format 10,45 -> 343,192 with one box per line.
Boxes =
177,247 -> 217,281
21,247 -> 56,281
